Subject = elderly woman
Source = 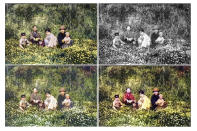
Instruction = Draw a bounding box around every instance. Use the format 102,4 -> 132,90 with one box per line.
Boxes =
44,28 -> 57,47
138,90 -> 151,110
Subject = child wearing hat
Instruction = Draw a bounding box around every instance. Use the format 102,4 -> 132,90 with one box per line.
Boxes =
19,95 -> 31,111
112,32 -> 125,49
113,94 -> 123,110
19,33 -> 30,49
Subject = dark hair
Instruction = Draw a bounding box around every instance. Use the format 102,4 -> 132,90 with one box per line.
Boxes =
21,95 -> 26,98
32,25 -> 37,28
139,28 -> 144,32
21,33 -> 26,36
139,90 -> 144,94
114,32 -> 119,36
114,94 -> 119,98
45,91 -> 51,94
45,28 -> 51,33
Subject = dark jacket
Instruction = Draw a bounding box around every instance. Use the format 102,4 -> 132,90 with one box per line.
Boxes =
151,32 -> 159,48
57,32 -> 66,47
57,94 -> 66,109
151,94 -> 159,110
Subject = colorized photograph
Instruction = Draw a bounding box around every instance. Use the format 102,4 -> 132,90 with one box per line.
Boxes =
99,66 -> 191,126
5,66 -> 97,126
99,4 -> 191,64
5,4 -> 97,64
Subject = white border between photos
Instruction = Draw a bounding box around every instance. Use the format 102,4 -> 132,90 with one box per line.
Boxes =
0,0 -> 196,131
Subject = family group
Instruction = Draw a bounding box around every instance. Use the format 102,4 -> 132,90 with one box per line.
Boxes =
19,25 -> 73,49
19,88 -> 73,111
113,88 -> 167,110
113,25 -> 165,49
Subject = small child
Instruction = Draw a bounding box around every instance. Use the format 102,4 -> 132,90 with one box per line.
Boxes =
19,95 -> 30,111
113,95 -> 123,110
62,94 -> 72,109
155,94 -> 167,108
155,31 -> 165,44
19,33 -> 30,49
112,32 -> 125,49
63,32 -> 71,44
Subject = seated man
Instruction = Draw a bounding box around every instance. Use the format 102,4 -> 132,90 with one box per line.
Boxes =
30,88 -> 42,107
123,88 -> 136,106
138,28 -> 151,48
57,26 -> 73,48
123,25 -> 137,46
151,88 -> 160,110
112,32 -> 125,49
44,28 -> 57,47
19,33 -> 30,49
29,25 -> 42,45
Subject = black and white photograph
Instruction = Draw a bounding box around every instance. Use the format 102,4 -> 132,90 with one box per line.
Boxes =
99,4 -> 191,65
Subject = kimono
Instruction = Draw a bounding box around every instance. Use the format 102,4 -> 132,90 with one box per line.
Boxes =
57,94 -> 66,109
155,36 -> 165,44
44,95 -> 57,110
151,94 -> 159,110
113,98 -> 122,109
57,32 -> 66,47
138,33 -> 151,48
151,32 -> 159,48
44,33 -> 57,47
62,98 -> 72,109
138,95 -> 151,110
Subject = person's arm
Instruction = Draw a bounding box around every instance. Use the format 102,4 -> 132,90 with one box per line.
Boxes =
19,39 -> 24,49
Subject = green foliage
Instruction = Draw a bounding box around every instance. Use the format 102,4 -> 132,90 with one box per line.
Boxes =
99,101 -> 190,127
6,100 -> 97,127
5,39 -> 97,64
99,66 -> 191,126
5,4 -> 97,40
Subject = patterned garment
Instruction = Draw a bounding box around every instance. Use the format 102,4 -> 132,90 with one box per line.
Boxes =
44,33 -> 57,47
44,95 -> 57,110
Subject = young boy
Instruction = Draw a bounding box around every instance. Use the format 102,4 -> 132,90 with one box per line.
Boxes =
155,31 -> 165,44
112,32 -> 125,49
19,95 -> 30,111
63,32 -> 71,44
19,33 -> 30,49
155,94 -> 167,108
62,94 -> 72,109
113,94 -> 123,110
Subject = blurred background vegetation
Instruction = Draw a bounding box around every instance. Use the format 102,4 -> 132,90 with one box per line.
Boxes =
5,4 -> 97,64
6,4 -> 97,40
99,66 -> 191,126
5,66 -> 97,126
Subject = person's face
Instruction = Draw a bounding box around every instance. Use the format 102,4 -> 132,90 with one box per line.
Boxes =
66,32 -> 70,37
33,89 -> 38,93
159,95 -> 163,99
33,26 -> 37,32
154,29 -> 159,33
159,32 -> 163,37
21,97 -> 26,101
140,31 -> 143,36
46,31 -> 50,35
126,26 -> 131,31
60,29 -> 65,33
60,91 -> 65,96
140,93 -> 144,98
22,36 -> 26,39
66,94 -> 70,99
46,93 -> 50,98
154,91 -> 159,95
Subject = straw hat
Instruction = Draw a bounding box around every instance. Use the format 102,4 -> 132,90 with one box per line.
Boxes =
59,25 -> 66,30
59,88 -> 65,92
153,88 -> 159,92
